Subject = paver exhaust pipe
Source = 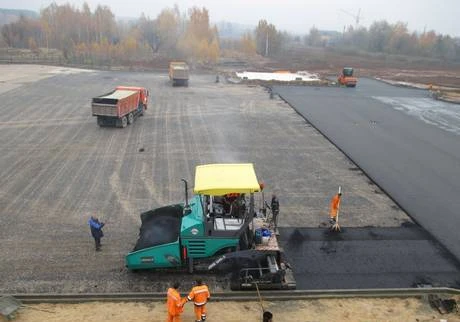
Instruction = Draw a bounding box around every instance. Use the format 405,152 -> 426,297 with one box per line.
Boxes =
181,178 -> 191,215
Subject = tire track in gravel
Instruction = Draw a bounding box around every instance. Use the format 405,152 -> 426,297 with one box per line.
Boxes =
163,91 -> 175,203
108,124 -> 136,219
175,97 -> 193,186
122,124 -> 143,221
0,123 -> 60,185
0,92 -> 63,167
0,89 -> 37,141
164,102 -> 174,202
0,117 -> 92,127
185,104 -> 204,166
195,100 -> 215,163
211,92 -> 244,163
139,97 -> 164,209
0,75 -> 90,148
0,121 -> 80,210
150,86 -> 171,206
125,120 -> 153,217
46,126 -> 110,220
0,99 -> 67,209
125,124 -> 142,199
3,119 -> 89,215
17,125 -> 89,216
0,86 -> 36,121
0,80 -> 91,170
11,87 -> 65,124
69,130 -> 117,219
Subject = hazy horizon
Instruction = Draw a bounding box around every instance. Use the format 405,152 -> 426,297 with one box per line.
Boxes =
2,0 -> 459,37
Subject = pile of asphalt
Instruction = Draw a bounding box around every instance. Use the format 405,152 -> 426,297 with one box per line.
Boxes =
134,205 -> 182,251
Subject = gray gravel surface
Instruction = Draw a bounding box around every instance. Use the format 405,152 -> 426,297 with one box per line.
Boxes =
0,67 -> 411,293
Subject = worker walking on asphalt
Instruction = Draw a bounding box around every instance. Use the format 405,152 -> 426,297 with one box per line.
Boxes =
329,188 -> 342,231
166,282 -> 186,322
88,216 -> 105,251
186,278 -> 210,322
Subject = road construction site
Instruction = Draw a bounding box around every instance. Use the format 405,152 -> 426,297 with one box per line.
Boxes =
0,65 -> 459,298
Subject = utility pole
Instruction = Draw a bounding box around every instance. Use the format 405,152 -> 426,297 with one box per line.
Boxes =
265,31 -> 269,57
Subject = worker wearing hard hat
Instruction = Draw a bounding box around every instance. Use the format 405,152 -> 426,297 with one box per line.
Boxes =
186,278 -> 211,322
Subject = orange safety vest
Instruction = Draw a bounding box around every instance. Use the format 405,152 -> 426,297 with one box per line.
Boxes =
187,284 -> 210,306
330,194 -> 341,218
167,288 -> 184,315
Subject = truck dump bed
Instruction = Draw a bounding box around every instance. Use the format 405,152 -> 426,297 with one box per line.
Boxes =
169,62 -> 189,86
92,89 -> 139,117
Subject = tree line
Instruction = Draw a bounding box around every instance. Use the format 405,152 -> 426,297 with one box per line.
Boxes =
1,2 -> 219,65
1,2 -> 459,65
248,20 -> 459,61
307,22 -> 459,60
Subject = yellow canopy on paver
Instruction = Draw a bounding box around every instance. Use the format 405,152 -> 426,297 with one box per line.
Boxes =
194,163 -> 261,196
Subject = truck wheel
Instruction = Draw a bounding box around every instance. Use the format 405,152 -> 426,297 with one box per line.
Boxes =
97,116 -> 104,127
139,105 -> 144,116
127,112 -> 134,124
121,116 -> 128,128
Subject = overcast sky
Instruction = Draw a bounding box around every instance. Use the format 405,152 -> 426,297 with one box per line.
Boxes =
4,0 -> 459,36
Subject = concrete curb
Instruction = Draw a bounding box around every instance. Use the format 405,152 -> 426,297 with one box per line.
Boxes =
6,288 -> 460,304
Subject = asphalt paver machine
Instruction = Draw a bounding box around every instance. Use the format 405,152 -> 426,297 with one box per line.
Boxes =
125,163 -> 295,290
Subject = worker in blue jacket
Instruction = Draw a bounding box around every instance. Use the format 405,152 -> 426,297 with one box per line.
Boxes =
88,216 -> 105,251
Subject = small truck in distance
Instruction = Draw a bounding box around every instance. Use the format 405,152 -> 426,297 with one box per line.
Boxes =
169,61 -> 189,87
92,86 -> 149,127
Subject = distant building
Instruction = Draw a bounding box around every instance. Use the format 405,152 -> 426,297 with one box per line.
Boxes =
0,9 -> 39,26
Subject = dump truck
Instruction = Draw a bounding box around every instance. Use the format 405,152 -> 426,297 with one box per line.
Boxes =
338,67 -> 358,87
125,163 -> 295,290
169,61 -> 189,87
91,86 -> 149,127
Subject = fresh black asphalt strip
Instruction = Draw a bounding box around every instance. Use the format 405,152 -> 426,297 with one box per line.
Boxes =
279,226 -> 460,289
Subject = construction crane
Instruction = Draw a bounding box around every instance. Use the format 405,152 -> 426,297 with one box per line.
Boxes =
340,8 -> 362,27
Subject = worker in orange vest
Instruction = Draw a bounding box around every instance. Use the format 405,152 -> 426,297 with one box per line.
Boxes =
186,278 -> 211,322
329,190 -> 342,231
166,282 -> 187,322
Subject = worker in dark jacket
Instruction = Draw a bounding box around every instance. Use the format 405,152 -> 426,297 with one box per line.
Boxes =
88,216 -> 105,251
270,194 -> 279,231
